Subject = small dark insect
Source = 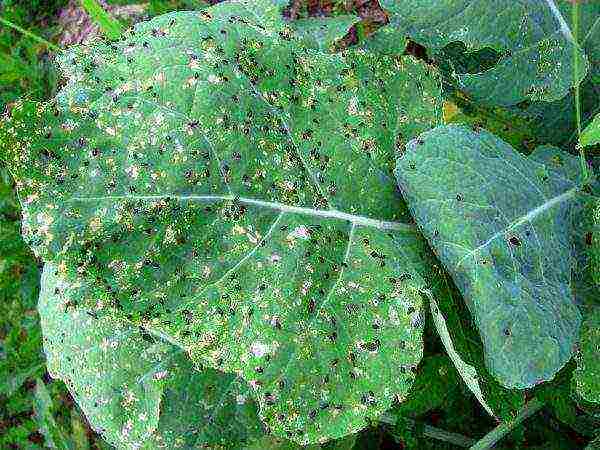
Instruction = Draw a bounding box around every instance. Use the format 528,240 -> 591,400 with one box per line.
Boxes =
508,236 -> 521,246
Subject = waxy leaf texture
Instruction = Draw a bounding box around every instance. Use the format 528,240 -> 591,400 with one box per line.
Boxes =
396,125 -> 582,389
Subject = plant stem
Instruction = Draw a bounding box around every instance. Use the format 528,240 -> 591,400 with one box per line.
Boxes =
423,425 -> 476,448
571,0 -> 589,183
469,398 -> 545,450
0,17 -> 61,52
378,412 -> 476,448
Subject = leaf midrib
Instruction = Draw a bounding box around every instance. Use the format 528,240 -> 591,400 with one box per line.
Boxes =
454,186 -> 578,269
69,193 -> 414,231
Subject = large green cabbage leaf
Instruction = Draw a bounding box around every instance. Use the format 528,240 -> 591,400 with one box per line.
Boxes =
395,125 -> 582,388
3,0 -> 444,444
380,0 -> 593,106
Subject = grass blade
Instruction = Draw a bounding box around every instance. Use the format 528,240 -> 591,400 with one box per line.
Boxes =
0,16 -> 61,52
80,0 -> 123,41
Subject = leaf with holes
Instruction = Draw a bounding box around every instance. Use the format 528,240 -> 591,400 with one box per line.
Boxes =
39,263 -> 264,449
379,0 -> 592,106
395,125 -> 583,389
4,0 -> 443,444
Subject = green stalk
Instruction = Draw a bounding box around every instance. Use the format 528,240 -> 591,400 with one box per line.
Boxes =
571,0 -> 589,183
0,16 -> 61,52
80,0 -> 123,41
378,413 -> 476,448
469,398 -> 545,450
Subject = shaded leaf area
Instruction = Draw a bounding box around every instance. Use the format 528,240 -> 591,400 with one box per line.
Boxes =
434,43 -> 600,151
431,1 -> 600,150
588,436 -> 600,450
396,125 -> 583,389
4,0 -> 443,444
379,0 -> 592,106
39,263 -> 264,450
510,79 -> 600,149
384,260 -> 528,448
424,268 -> 526,426
509,0 -> 600,150
573,307 -> 600,404
535,360 -> 600,442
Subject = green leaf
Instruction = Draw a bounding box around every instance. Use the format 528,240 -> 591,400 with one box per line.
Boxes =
292,15 -> 359,51
396,125 -> 582,388
80,0 -> 124,41
33,378 -> 72,450
9,2 -> 444,444
360,25 -> 408,56
379,0 -> 590,105
573,306 -> 600,403
39,264 -> 265,449
581,113 -> 600,147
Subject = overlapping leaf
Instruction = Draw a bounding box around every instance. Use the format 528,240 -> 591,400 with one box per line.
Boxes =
4,0 -> 444,444
396,125 -> 582,388
379,0 -> 591,106
39,264 -> 264,449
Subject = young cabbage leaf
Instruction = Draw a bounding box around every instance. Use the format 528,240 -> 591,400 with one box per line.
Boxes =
39,264 -> 265,450
379,0 -> 590,106
395,125 -> 583,389
5,0 -> 443,444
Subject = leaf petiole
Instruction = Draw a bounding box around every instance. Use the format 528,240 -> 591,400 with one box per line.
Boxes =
469,398 -> 545,450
